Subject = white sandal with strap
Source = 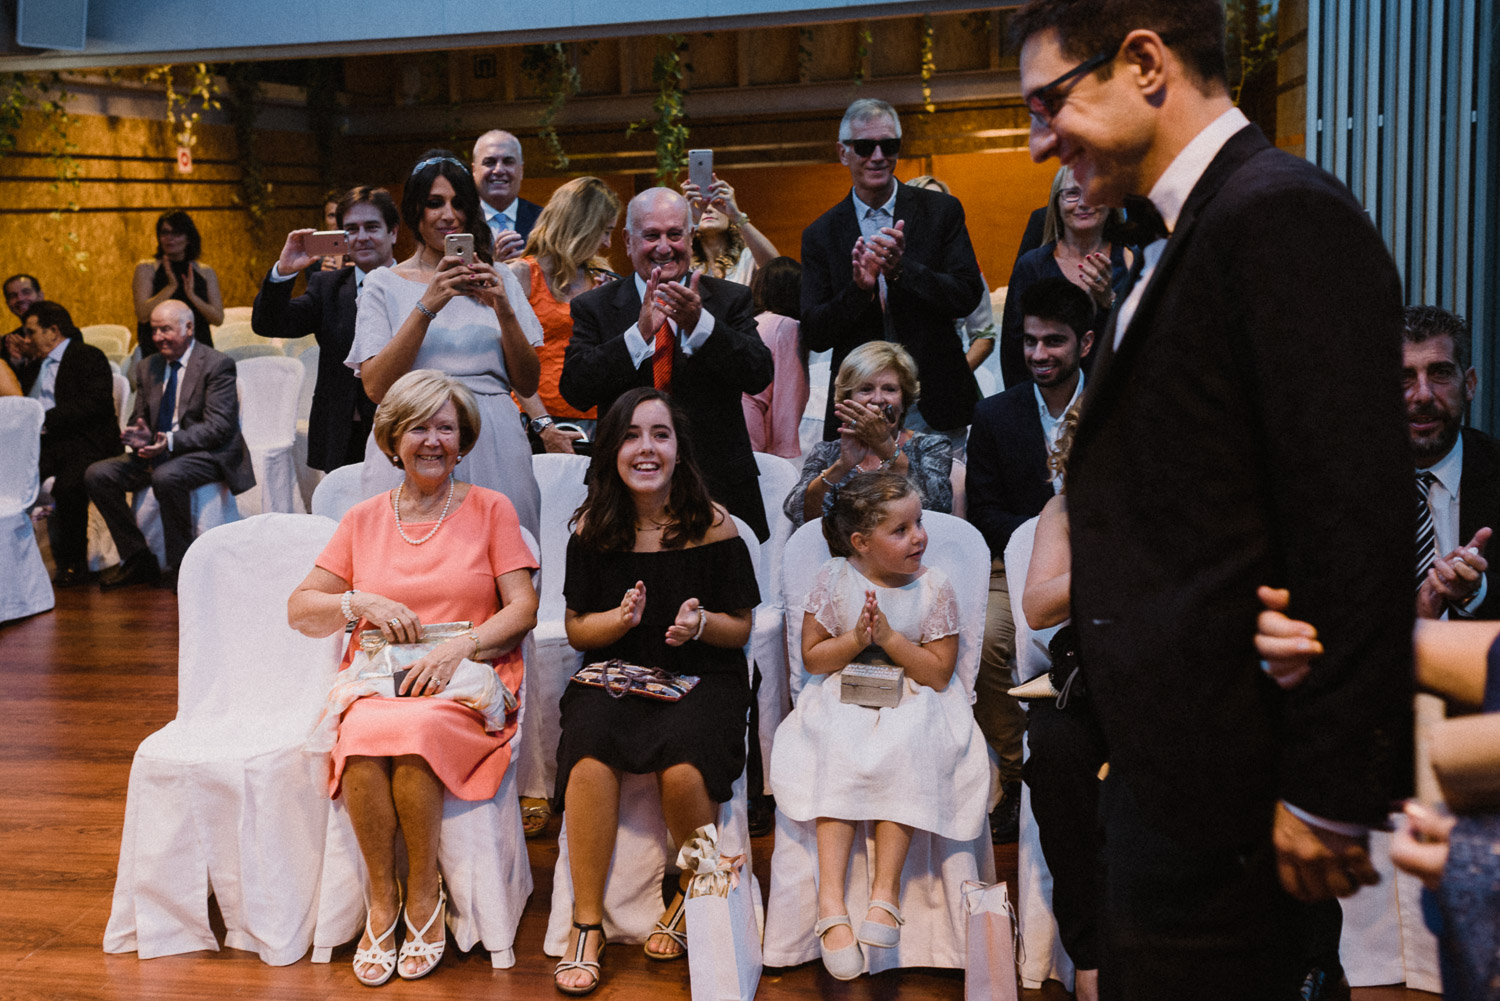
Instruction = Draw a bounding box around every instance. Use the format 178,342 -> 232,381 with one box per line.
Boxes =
352,901 -> 401,987
554,921 -> 607,995
397,878 -> 447,981
644,890 -> 688,961
857,898 -> 904,949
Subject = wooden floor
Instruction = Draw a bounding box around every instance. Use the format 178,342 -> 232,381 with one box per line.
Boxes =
0,566 -> 1438,1000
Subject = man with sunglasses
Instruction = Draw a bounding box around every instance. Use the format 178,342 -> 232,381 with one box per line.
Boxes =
1011,2 -> 1411,999
800,98 -> 984,454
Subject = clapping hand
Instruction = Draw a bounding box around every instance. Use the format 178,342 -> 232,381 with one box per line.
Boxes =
491,229 -> 526,263
1076,251 -> 1114,310
619,580 -> 646,630
136,431 -> 169,459
121,417 -> 154,450
665,597 -> 703,647
869,220 -> 906,277
851,238 -> 881,292
655,270 -> 704,333
1418,527 -> 1491,618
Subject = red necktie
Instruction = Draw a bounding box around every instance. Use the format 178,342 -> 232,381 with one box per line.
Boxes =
652,320 -> 673,392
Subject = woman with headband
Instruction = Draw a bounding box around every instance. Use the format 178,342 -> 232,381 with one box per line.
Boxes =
347,148 -> 545,537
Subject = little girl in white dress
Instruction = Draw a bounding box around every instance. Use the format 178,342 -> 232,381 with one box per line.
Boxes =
769,471 -> 989,980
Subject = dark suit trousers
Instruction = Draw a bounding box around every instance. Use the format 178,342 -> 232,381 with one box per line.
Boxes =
1024,695 -> 1107,971
1097,771 -> 1343,1001
41,462 -> 91,571
84,452 -> 222,570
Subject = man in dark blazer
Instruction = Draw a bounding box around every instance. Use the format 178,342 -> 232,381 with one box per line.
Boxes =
560,187 -> 773,541
252,185 -> 396,472
472,130 -> 541,263
85,300 -> 255,590
801,98 -> 985,447
967,277 -> 1093,850
1404,305 -> 1500,620
19,300 -> 121,587
1014,3 -> 1413,998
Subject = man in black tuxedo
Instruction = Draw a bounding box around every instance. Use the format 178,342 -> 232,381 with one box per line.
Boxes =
1405,305 -> 1500,621
472,130 -> 541,264
560,187 -> 773,541
967,276 -> 1093,832
1013,2 -> 1412,998
85,301 -> 256,590
252,185 -> 396,472
19,301 -> 121,587
4,273 -> 44,392
801,98 -> 985,451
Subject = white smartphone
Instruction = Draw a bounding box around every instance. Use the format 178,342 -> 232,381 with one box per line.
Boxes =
303,230 -> 348,257
444,232 -> 475,266
688,149 -> 713,194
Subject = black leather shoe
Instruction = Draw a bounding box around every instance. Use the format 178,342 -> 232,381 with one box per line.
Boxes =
52,566 -> 85,588
748,794 -> 775,838
990,781 -> 1021,844
100,552 -> 160,591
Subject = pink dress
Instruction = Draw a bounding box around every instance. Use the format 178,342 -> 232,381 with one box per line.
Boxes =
742,311 -> 808,459
315,486 -> 537,801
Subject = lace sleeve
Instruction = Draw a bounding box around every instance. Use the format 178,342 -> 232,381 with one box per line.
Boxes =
919,571 -> 962,643
903,434 -> 955,514
784,441 -> 840,528
800,560 -> 845,637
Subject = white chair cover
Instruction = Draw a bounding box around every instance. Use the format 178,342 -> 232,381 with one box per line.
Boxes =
309,530 -> 541,969
761,511 -> 997,973
751,451 -> 800,796
1004,517 -> 1075,991
543,516 -> 764,955
130,482 -> 241,571
0,398 -> 52,621
221,305 -> 255,325
81,323 -> 132,361
1337,823 -> 1441,990
288,344 -> 324,511
236,356 -> 305,515
515,453 -> 591,801
224,344 -> 285,364
212,321 -> 261,352
104,514 -> 343,965
283,334 -> 317,358
111,372 -> 130,431
309,463 -> 366,521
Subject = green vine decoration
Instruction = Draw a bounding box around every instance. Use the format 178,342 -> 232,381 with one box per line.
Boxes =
142,63 -> 219,149
520,42 -> 584,170
627,35 -> 690,184
919,15 -> 937,113
0,73 -> 86,271
1226,0 -> 1278,107
223,63 -> 273,242
853,25 -> 873,87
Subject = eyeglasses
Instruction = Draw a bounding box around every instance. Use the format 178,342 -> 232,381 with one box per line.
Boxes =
1024,43 -> 1121,126
841,137 -> 902,159
1059,187 -> 1083,205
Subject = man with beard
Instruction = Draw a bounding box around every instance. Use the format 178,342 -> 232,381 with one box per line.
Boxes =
4,273 -> 44,391
1405,305 -> 1500,620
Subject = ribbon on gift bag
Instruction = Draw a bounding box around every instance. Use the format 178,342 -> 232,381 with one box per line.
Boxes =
962,879 -> 1021,1001
677,824 -> 746,899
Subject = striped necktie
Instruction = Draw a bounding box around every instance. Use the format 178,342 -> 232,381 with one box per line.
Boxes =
1415,471 -> 1438,591
652,320 -> 673,392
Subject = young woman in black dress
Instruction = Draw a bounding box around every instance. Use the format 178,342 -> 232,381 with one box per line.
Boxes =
552,386 -> 759,995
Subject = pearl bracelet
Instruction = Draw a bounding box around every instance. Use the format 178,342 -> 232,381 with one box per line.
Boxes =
340,590 -> 357,623
692,608 -> 708,642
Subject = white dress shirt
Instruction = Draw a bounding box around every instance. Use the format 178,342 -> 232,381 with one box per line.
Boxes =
1114,107 -> 1251,348
1422,435 -> 1487,616
28,337 -> 69,411
621,272 -> 718,369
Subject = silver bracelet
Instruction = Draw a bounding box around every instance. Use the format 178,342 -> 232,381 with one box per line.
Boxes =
340,590 -> 357,623
692,608 -> 707,641
414,301 -> 437,320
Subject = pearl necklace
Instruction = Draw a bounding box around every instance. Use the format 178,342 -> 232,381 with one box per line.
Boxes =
394,475 -> 456,545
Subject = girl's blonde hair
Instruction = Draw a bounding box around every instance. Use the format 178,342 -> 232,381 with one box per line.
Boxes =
822,470 -> 917,558
523,177 -> 621,293
1048,401 -> 1083,490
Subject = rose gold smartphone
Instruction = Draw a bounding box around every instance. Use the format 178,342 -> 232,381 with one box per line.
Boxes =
303,230 -> 348,256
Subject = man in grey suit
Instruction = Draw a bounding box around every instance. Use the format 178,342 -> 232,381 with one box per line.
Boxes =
85,300 -> 255,590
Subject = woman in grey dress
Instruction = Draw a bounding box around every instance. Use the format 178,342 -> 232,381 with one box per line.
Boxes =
347,149 -> 544,537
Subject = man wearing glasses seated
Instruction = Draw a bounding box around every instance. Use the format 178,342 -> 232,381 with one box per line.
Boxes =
799,98 -> 985,457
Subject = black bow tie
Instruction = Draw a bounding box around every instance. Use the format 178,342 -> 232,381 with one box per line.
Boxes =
1104,195 -> 1170,248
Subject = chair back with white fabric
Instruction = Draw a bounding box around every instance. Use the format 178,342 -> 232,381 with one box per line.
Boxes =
543,516 -> 764,956
224,343 -> 283,363
104,514 -> 344,966
235,356 -> 306,515
751,451 -> 801,795
212,321 -> 262,352
762,510 -> 997,975
975,364 -> 998,399
310,462 -> 366,521
221,305 -> 254,325
133,482 -> 243,570
311,529 -> 539,969
1004,515 -> 1076,991
111,373 -> 130,431
80,323 -> 131,360
514,452 -> 591,802
294,344 -> 319,424
0,398 -> 52,621
283,334 -> 317,358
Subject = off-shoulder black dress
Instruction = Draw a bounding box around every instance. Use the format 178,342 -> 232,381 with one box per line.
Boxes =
553,533 -> 760,809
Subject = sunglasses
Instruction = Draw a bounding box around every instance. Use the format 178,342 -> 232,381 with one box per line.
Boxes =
842,137 -> 902,159
1024,42 -> 1121,126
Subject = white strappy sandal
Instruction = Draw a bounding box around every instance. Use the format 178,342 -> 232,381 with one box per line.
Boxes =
352,900 -> 401,987
397,878 -> 447,981
644,890 -> 689,961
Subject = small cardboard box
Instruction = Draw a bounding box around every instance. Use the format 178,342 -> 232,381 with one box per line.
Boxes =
839,663 -> 904,708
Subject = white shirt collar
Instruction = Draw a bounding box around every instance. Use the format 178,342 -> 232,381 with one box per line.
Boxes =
1424,432 -> 1464,498
44,337 -> 69,365
1146,106 -> 1251,234
1033,370 -> 1085,423
850,182 -> 898,219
